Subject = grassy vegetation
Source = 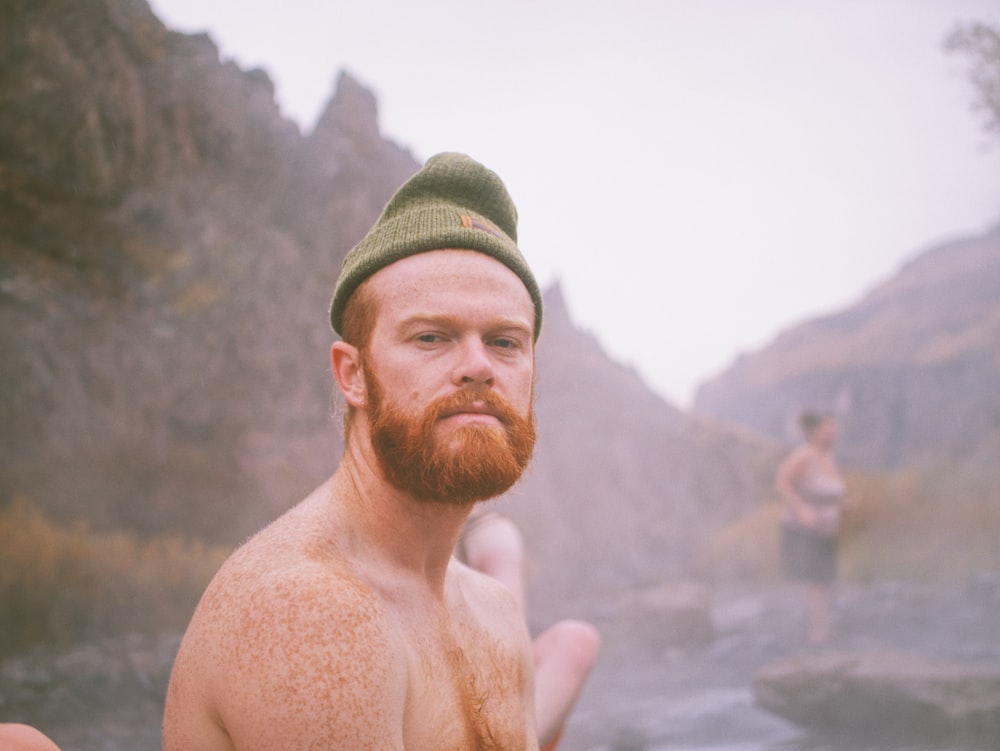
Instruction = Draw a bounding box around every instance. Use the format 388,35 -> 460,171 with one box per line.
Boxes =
0,495 -> 230,656
839,469 -> 1000,583
696,467 -> 1000,586
5,466 -> 997,656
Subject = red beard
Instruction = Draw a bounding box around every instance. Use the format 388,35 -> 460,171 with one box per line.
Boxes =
365,372 -> 536,505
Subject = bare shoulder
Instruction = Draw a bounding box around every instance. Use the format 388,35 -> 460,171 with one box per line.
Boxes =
777,444 -> 811,475
165,503 -> 406,750
0,724 -> 62,751
452,556 -> 515,607
450,557 -> 532,650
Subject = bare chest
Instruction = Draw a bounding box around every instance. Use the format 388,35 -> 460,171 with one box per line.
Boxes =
400,617 -> 531,750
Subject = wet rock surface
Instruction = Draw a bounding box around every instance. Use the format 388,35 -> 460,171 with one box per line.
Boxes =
0,633 -> 179,751
2,577 -> 999,751
612,581 -> 715,649
752,650 -> 1000,744
564,576 -> 1000,751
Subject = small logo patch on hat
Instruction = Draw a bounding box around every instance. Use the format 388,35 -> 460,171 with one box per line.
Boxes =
461,214 -> 504,239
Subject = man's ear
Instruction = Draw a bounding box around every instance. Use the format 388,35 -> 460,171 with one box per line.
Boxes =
331,341 -> 365,408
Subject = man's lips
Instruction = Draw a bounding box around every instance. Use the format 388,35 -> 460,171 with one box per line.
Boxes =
439,402 -> 504,423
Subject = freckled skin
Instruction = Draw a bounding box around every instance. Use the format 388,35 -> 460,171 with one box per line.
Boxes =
163,251 -> 540,751
164,481 -> 537,751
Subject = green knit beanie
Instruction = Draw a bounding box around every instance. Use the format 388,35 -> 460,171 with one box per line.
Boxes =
330,152 -> 543,340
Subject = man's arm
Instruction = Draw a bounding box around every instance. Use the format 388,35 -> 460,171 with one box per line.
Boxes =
774,447 -> 817,527
164,566 -> 407,751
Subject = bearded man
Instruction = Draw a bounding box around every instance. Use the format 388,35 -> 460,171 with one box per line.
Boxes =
164,153 -> 550,750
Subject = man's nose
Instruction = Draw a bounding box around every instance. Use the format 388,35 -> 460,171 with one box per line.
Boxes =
453,338 -> 495,386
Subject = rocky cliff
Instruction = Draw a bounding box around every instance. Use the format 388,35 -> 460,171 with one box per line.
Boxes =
0,0 -> 779,626
694,224 -> 1000,473
1,0 -> 417,543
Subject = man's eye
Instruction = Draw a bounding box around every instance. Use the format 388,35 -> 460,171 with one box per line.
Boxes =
417,334 -> 441,343
491,338 -> 517,349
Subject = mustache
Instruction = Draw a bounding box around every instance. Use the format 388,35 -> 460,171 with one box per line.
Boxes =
428,385 -> 523,425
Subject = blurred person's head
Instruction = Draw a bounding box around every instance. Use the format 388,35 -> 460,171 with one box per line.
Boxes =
800,410 -> 837,449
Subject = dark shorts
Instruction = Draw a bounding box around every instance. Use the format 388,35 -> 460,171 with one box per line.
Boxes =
781,524 -> 837,584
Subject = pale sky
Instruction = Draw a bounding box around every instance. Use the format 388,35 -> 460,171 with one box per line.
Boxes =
150,0 -> 1000,407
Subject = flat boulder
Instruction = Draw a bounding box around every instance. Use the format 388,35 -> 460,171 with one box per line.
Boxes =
613,581 -> 714,648
752,650 -> 1000,744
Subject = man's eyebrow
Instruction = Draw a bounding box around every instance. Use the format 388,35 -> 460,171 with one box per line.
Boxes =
397,313 -> 460,331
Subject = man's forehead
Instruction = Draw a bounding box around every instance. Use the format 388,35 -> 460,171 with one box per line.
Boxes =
369,250 -> 535,324
375,250 -> 530,295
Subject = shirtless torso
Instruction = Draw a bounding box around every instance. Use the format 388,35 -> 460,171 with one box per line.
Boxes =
163,476 -> 538,751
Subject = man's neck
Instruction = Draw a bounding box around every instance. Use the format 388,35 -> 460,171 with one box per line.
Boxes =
330,440 -> 474,595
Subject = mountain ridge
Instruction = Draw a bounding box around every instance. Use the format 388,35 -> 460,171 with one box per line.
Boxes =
695,221 -> 1000,471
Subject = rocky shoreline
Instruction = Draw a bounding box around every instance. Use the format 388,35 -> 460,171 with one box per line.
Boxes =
0,632 -> 178,751
2,577 -> 998,751
564,575 -> 1000,750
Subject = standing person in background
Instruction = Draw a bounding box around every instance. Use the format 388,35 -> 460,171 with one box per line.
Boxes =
774,410 -> 847,645
165,153 -> 553,750
458,509 -> 601,751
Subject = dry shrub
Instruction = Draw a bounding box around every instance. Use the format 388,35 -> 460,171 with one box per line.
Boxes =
0,496 -> 229,655
693,500 -> 784,584
840,469 -> 1000,583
